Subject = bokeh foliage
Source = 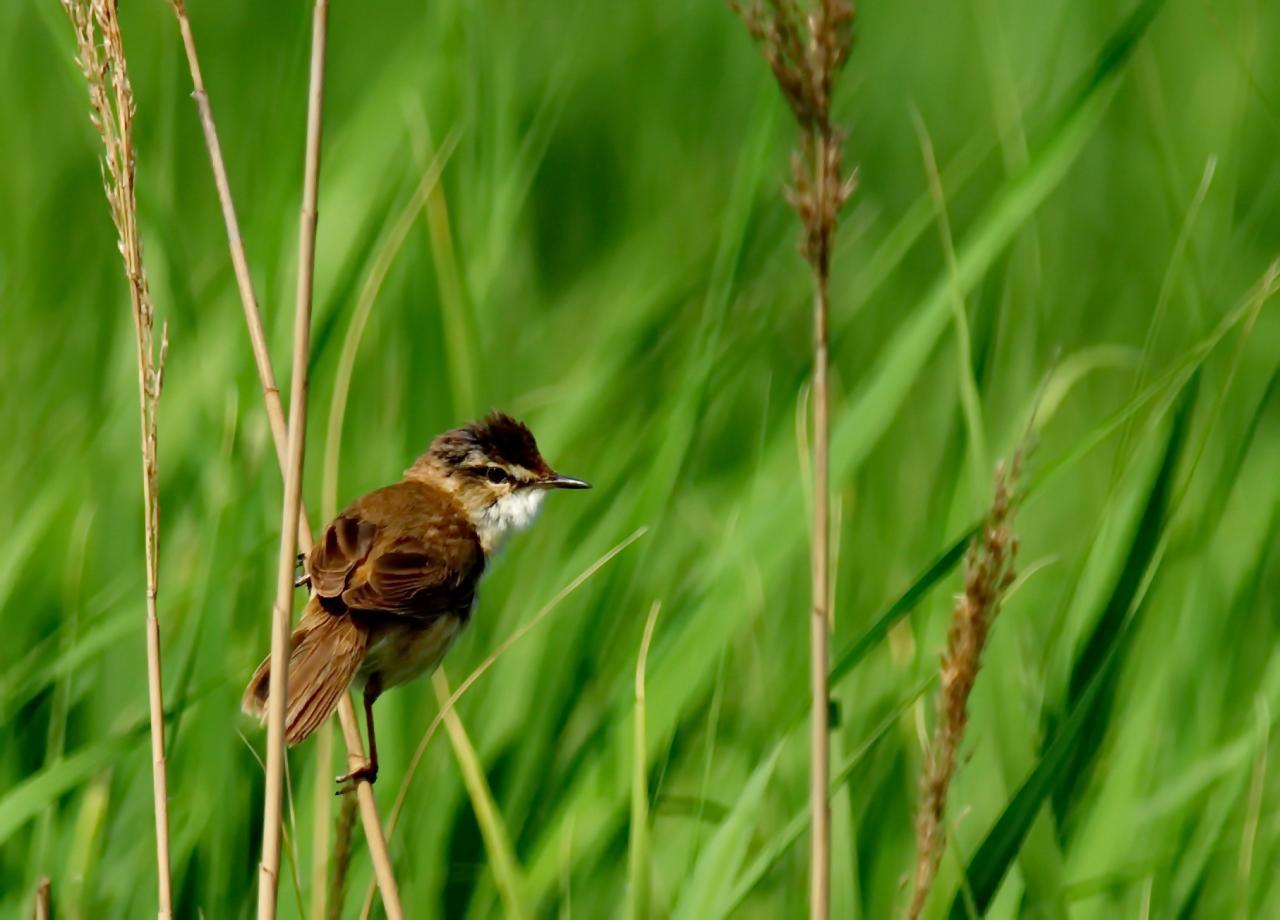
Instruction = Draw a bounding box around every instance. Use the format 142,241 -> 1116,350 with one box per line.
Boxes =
2,0 -> 1278,916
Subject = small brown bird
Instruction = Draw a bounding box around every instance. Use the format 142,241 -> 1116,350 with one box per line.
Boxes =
243,412 -> 589,785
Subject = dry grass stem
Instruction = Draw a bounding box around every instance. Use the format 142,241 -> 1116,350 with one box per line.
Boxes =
165,3 -> 403,915
728,3 -> 856,916
336,695 -> 405,919
34,877 -> 51,920
327,793 -> 359,920
166,0 -> 311,544
256,1 -> 330,916
60,1 -> 173,914
310,724 -> 336,919
907,456 -> 1021,919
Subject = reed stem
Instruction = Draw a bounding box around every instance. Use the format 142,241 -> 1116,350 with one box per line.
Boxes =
165,3 -> 404,916
60,2 -> 175,913
255,0 -> 330,908
727,3 -> 856,915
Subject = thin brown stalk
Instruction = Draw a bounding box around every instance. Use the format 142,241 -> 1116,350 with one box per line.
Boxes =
313,140 -> 456,920
166,0 -> 311,544
337,698 -> 404,918
60,1 -> 173,915
34,877 -> 51,920
165,3 -> 403,916
256,1 -> 329,916
728,2 -> 855,917
907,457 -> 1021,920
327,793 -> 358,920
311,724 -> 336,919
809,244 -> 832,920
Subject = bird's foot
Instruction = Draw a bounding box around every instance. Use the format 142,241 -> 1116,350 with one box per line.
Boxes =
294,553 -> 310,590
335,760 -> 378,794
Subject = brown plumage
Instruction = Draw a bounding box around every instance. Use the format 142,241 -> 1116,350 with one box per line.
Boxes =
242,412 -> 589,784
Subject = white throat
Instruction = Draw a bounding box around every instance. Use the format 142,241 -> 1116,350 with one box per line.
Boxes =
473,489 -> 546,555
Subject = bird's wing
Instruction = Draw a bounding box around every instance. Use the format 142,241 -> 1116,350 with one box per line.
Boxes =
341,533 -> 482,617
308,513 -> 378,599
307,481 -> 484,618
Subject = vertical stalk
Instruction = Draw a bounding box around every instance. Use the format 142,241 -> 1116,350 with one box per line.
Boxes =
168,0 -> 311,544
310,711 -> 336,919
34,878 -> 51,920
337,699 -> 405,918
256,1 -> 328,916
726,5 -> 854,915
808,136 -> 832,920
117,45 -> 175,920
165,3 -> 404,916
144,436 -> 174,920
60,2 -> 175,914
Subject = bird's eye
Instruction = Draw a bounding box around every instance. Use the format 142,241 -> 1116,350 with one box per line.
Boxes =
484,466 -> 509,484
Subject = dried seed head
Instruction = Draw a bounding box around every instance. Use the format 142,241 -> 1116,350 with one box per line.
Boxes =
729,0 -> 856,272
908,454 -> 1022,919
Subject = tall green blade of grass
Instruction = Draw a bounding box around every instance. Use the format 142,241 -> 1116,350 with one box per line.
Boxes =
693,314 -> 1241,911
829,532 -> 974,689
723,680 -> 933,914
828,293 -> 1252,707
949,375 -> 1196,919
9,0 -> 1280,913
627,601 -> 661,920
521,5 -> 1170,903
829,0 -> 1168,482
433,669 -> 528,919
1051,376 -> 1198,820
0,484 -> 62,617
0,722 -> 143,845
670,745 -> 780,920
3,611 -> 134,719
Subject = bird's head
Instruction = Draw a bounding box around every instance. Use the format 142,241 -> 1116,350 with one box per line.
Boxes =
406,411 -> 590,553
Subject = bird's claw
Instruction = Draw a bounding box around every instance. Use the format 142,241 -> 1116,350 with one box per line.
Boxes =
335,761 -> 378,795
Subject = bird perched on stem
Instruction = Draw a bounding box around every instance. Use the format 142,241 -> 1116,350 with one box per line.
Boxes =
243,412 -> 589,788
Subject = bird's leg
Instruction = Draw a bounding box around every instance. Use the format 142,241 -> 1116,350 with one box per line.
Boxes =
362,685 -> 379,781
336,679 -> 381,791
294,551 -> 310,590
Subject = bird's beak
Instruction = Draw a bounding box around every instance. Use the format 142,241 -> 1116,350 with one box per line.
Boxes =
539,473 -> 591,490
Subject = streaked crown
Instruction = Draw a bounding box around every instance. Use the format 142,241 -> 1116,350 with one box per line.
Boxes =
407,411 -> 589,492
424,412 -> 552,477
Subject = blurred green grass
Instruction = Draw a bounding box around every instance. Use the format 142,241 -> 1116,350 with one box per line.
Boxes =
2,0 -> 1279,916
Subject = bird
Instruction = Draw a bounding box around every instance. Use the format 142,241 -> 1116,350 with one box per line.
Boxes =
242,411 -> 590,787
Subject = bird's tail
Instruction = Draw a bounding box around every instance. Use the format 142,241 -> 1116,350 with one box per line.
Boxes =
242,598 -> 368,746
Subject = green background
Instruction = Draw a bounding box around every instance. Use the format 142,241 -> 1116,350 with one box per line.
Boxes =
2,0 -> 1279,916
